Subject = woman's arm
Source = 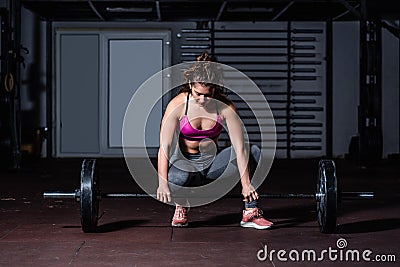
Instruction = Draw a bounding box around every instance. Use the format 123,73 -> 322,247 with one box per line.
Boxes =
157,95 -> 183,203
222,103 -> 259,203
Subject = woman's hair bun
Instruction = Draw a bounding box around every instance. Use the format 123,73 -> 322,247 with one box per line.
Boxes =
196,51 -> 211,62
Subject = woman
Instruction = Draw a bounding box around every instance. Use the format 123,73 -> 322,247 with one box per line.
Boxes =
157,52 -> 273,229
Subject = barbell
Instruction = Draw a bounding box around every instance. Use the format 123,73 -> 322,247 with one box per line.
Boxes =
43,159 -> 374,233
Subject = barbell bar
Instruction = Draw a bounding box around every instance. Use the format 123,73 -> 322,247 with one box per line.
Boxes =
43,159 -> 374,233
43,191 -> 318,200
46,192 -> 372,200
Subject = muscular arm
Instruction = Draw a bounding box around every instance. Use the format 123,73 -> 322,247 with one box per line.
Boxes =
157,95 -> 183,202
222,103 -> 258,202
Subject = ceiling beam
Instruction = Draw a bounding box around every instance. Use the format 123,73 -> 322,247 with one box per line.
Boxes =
332,3 -> 360,21
336,0 -> 361,20
271,1 -> 294,21
215,1 -> 227,21
155,1 -> 161,21
87,0 -> 105,21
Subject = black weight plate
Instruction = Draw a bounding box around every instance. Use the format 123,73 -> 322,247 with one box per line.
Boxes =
316,159 -> 337,233
80,159 -> 99,233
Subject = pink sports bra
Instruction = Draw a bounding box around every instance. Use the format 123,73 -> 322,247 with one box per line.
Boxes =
179,94 -> 223,141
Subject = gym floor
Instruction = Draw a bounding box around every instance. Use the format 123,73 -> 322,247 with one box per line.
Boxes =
0,158 -> 399,267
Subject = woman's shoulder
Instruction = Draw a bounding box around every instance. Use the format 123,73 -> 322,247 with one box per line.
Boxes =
164,92 -> 187,116
218,97 -> 236,120
218,96 -> 235,111
169,92 -> 187,106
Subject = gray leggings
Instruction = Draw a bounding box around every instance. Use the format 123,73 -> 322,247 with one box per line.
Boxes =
168,144 -> 261,208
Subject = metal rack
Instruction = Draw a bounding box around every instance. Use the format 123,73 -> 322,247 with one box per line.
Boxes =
178,22 -> 326,158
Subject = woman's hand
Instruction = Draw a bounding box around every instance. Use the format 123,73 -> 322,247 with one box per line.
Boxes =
157,180 -> 172,203
242,182 -> 259,203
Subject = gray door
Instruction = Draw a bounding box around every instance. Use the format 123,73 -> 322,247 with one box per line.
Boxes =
108,39 -> 163,149
55,29 -> 170,157
58,34 -> 100,154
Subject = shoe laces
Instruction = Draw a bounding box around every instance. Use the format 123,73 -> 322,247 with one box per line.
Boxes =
174,206 -> 187,219
248,208 -> 264,219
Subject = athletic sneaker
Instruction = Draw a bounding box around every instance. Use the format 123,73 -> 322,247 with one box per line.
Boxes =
240,208 -> 273,230
171,205 -> 188,227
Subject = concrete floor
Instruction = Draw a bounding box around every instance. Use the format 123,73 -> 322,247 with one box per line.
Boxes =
0,158 -> 399,267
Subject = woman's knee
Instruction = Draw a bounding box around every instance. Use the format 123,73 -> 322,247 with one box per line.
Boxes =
250,144 -> 261,162
168,166 -> 191,186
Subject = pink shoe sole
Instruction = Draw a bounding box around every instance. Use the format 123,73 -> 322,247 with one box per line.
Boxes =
240,221 -> 273,230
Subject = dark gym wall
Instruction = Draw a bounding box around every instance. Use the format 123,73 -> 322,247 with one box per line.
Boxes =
332,22 -> 359,158
382,26 -> 400,157
18,7 -> 400,159
19,7 -> 47,155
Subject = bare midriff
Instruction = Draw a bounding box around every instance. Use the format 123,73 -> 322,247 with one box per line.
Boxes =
179,137 -> 218,154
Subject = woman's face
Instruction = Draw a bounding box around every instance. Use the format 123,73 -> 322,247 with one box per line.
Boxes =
190,83 -> 214,107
